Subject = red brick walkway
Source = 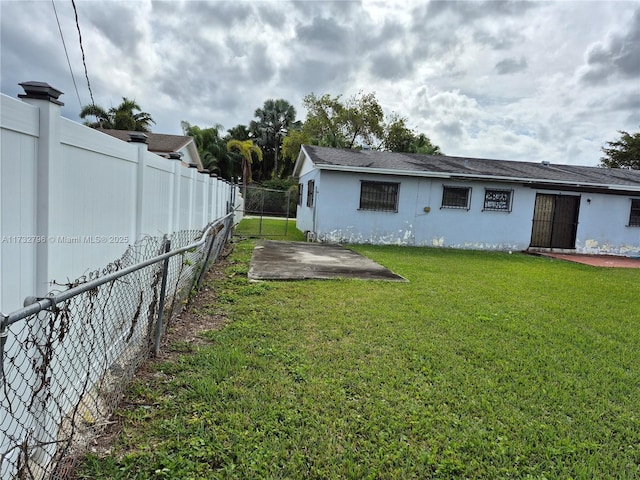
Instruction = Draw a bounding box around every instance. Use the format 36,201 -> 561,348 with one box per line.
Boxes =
538,253 -> 640,268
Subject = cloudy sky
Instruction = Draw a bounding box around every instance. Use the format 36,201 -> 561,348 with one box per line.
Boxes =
1,0 -> 639,166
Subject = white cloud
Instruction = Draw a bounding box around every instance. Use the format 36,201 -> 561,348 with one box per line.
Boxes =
1,0 -> 639,166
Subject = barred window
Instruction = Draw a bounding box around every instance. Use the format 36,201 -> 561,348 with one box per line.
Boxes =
298,183 -> 303,206
483,189 -> 513,212
359,181 -> 399,212
307,180 -> 315,207
629,199 -> 640,226
442,186 -> 471,210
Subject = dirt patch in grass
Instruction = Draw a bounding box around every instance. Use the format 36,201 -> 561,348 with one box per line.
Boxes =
158,260 -> 231,352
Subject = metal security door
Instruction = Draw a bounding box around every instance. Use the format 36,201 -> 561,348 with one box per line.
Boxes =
550,195 -> 580,248
530,194 -> 580,249
530,194 -> 554,247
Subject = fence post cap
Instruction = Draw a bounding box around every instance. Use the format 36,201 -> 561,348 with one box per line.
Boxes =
128,132 -> 148,144
18,81 -> 64,105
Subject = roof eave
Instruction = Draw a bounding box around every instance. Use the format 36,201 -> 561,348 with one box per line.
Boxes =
186,139 -> 203,169
314,164 -> 640,193
292,145 -> 312,179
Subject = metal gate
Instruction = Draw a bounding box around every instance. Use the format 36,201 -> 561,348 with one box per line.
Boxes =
530,193 -> 580,249
238,186 -> 295,237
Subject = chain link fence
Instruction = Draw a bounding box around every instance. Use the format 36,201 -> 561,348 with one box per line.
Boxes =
243,186 -> 295,218
0,214 -> 233,480
241,186 -> 294,237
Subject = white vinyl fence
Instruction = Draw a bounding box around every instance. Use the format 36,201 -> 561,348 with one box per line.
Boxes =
0,84 -> 241,313
0,82 -> 242,479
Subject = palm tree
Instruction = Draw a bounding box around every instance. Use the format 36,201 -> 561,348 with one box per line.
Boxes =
111,98 -> 155,131
249,99 -> 298,179
80,97 -> 155,132
226,124 -> 251,141
226,139 -> 263,199
182,122 -> 241,181
79,104 -> 112,129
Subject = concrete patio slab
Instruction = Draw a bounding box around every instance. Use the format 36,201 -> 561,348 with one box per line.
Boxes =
248,240 -> 407,281
532,252 -> 640,268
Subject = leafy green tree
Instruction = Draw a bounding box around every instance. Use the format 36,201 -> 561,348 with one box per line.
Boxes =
600,130 -> 640,169
302,91 -> 385,149
302,93 -> 348,147
80,98 -> 155,132
384,114 -> 442,155
249,99 -> 300,180
411,133 -> 442,155
281,129 -> 311,175
342,91 -> 385,148
282,91 -> 441,165
226,139 -> 263,198
384,115 -> 416,152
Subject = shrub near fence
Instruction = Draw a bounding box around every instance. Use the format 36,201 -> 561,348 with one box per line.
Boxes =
0,215 -> 234,480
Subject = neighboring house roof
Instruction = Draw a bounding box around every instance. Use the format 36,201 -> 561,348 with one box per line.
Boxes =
295,145 -> 640,194
99,129 -> 203,169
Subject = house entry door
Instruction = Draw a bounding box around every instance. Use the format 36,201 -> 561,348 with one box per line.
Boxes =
530,193 -> 580,249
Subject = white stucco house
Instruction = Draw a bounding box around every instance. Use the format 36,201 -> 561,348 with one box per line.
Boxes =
293,145 -> 640,256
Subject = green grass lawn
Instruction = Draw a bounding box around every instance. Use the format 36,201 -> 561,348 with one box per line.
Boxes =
233,217 -> 305,241
80,241 -> 640,479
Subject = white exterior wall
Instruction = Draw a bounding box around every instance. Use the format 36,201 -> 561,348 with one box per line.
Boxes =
298,167 -> 640,256
575,193 -> 640,255
295,168 -> 321,235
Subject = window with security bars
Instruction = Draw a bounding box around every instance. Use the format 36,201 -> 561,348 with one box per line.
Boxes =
442,186 -> 471,210
307,180 -> 315,207
359,181 -> 399,212
298,183 -> 303,206
483,189 -> 513,212
629,199 -> 640,226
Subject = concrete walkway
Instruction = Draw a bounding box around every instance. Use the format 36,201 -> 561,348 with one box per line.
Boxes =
248,241 -> 407,281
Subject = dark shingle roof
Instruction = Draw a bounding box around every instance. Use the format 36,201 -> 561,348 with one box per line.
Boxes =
99,129 -> 192,153
302,145 -> 640,191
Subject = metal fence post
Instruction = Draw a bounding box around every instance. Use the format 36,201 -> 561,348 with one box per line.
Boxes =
259,188 -> 264,235
196,229 -> 217,291
0,216 -> 233,477
153,238 -> 171,356
285,190 -> 290,236
0,316 -> 7,384
217,217 -> 232,259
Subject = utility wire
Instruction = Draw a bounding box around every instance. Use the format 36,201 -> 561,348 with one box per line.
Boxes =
71,0 -> 95,107
51,0 -> 82,107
